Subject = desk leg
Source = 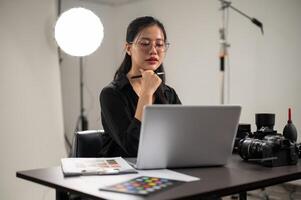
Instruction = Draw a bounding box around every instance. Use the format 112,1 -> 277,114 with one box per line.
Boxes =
239,191 -> 247,200
56,190 -> 69,200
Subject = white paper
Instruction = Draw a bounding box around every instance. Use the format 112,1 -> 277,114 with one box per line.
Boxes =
136,169 -> 200,182
61,157 -> 137,176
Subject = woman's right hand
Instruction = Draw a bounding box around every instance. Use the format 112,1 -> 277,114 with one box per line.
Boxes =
133,70 -> 162,121
139,70 -> 162,96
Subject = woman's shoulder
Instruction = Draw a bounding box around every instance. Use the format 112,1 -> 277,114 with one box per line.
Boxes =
100,81 -> 120,97
101,73 -> 130,95
163,84 -> 177,94
100,76 -> 131,100
162,84 -> 181,104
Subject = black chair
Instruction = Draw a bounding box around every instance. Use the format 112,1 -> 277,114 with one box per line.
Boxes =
70,129 -> 105,157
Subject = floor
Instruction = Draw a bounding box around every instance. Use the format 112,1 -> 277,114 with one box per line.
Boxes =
222,183 -> 301,200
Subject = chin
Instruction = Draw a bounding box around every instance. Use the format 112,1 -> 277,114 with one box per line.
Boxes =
143,63 -> 161,71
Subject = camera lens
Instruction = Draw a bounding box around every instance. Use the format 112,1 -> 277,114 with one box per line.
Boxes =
239,138 -> 268,160
255,113 -> 275,131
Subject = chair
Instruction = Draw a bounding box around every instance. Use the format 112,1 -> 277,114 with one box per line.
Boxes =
70,129 -> 105,157
57,130 -> 105,200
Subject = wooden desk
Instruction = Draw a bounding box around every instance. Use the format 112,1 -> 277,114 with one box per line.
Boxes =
16,155 -> 301,200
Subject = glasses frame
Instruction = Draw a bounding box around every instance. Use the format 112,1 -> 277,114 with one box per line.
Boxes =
128,40 -> 170,53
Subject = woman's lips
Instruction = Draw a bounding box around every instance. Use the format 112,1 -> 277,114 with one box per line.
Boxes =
145,58 -> 158,65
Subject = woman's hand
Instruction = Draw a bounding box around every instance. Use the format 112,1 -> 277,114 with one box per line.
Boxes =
133,70 -> 162,121
139,70 -> 162,97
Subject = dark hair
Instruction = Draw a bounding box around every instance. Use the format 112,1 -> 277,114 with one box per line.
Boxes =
114,16 -> 168,103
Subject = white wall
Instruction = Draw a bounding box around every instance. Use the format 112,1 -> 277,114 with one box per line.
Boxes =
61,0 -> 301,140
227,0 -> 301,133
0,0 -> 66,199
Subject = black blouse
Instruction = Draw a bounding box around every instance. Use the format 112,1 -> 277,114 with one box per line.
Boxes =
99,74 -> 181,157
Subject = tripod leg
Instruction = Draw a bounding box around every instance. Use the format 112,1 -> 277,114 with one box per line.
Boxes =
239,191 -> 247,200
56,190 -> 69,200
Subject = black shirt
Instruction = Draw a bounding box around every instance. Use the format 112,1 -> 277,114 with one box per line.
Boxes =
99,74 -> 181,157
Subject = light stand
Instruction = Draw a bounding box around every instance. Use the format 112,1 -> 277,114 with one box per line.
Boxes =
55,7 -> 104,134
219,8 -> 228,105
218,0 -> 263,104
221,1 -> 264,34
79,57 -> 88,131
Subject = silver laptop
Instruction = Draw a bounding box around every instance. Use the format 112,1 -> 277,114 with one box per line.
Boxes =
130,105 -> 241,169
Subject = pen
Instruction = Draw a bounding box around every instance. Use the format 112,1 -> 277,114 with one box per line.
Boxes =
131,72 -> 165,79
81,168 -> 120,175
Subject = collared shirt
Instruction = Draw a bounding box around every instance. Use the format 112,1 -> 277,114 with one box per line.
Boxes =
99,74 -> 181,157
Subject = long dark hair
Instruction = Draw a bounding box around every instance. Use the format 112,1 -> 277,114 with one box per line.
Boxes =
114,16 -> 168,103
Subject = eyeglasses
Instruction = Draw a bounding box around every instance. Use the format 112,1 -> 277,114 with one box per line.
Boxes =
129,39 -> 170,53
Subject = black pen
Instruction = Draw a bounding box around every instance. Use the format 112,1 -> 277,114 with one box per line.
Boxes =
131,72 -> 165,79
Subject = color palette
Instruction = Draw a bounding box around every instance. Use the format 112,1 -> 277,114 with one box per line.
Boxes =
99,176 -> 183,196
76,159 -> 121,174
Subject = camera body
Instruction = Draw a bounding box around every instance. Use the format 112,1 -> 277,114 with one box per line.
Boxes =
237,113 -> 299,167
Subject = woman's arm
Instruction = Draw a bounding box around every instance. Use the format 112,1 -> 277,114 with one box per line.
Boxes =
134,94 -> 153,121
100,87 -> 140,156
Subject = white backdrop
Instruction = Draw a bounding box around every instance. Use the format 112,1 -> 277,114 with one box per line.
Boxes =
61,0 -> 301,142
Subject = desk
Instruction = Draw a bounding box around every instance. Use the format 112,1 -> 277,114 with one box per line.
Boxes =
16,155 -> 301,200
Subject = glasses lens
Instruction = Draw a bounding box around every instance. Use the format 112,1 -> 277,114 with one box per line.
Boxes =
136,40 -> 169,52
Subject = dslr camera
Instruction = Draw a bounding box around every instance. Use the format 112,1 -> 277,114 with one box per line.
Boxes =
236,113 -> 300,167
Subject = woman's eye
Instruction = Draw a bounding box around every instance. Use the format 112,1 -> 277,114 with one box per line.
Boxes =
141,43 -> 149,46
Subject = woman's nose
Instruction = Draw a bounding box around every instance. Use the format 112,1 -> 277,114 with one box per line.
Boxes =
149,43 -> 158,54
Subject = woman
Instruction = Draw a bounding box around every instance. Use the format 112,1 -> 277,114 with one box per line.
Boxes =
99,16 -> 181,157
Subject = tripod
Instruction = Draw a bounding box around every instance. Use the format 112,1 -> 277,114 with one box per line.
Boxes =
218,0 -> 263,104
77,57 -> 88,131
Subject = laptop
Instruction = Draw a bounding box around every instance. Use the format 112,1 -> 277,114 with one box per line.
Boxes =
129,105 -> 241,169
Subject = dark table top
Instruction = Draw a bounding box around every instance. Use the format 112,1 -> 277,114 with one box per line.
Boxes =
16,155 -> 301,200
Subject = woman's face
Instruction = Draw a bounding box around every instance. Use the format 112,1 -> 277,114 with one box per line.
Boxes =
126,25 -> 167,73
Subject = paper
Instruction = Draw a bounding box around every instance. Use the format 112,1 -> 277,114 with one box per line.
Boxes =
136,169 -> 200,182
61,157 -> 137,176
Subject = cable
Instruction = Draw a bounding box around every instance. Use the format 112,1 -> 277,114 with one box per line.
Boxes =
225,3 -> 231,104
64,132 -> 72,155
82,58 -> 95,117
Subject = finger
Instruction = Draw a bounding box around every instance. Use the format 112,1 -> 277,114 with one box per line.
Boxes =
141,69 -> 153,73
141,70 -> 154,78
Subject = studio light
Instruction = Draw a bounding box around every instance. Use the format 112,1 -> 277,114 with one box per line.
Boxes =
55,7 -> 104,57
